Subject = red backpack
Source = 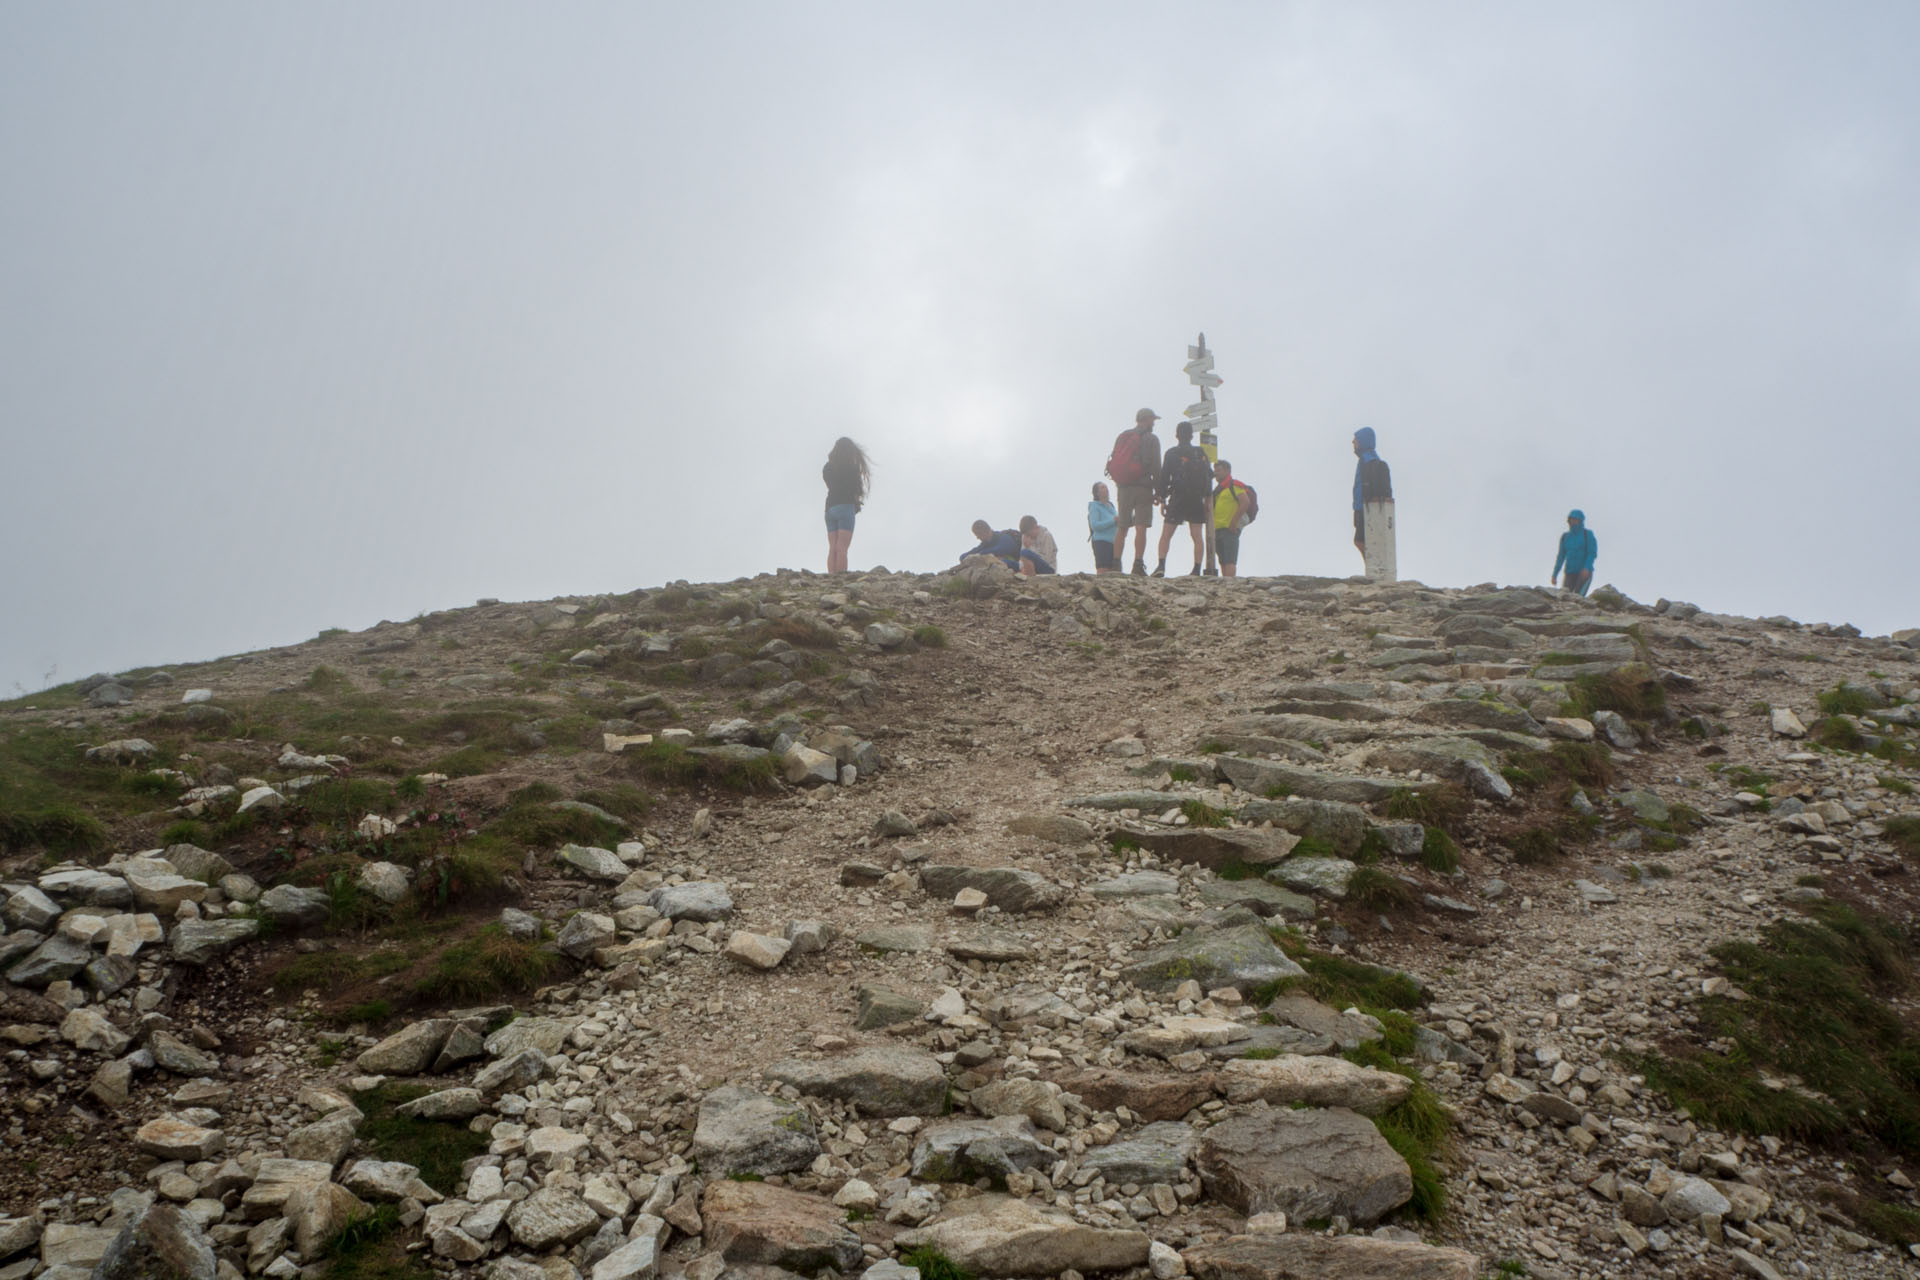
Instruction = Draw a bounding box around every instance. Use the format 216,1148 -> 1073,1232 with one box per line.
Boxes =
1106,430 -> 1148,485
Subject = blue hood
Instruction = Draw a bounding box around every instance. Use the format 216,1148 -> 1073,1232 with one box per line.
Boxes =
1353,428 -> 1379,510
1567,509 -> 1585,524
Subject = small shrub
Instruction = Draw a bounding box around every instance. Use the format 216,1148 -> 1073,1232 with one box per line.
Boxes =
912,625 -> 948,648
1262,784 -> 1291,800
1107,832 -> 1142,853
0,806 -> 107,855
1814,717 -> 1865,751
343,998 -> 393,1025
1886,816 -> 1920,859
1564,665 -> 1666,721
1179,799 -> 1228,828
159,818 -> 209,846
1385,784 -> 1467,832
1880,776 -> 1915,797
901,1247 -> 975,1280
1290,835 -> 1336,858
1509,826 -> 1561,865
1348,866 -> 1414,912
1167,765 -> 1199,783
412,926 -> 563,1002
1819,684 -> 1874,717
356,1084 -> 491,1193
1419,826 -> 1459,874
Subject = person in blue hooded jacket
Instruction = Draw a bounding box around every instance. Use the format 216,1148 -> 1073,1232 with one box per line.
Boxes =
1552,510 -> 1599,596
960,520 -> 1023,572
1351,428 -> 1392,554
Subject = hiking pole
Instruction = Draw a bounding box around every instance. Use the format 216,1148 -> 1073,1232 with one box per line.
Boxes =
1184,333 -> 1223,575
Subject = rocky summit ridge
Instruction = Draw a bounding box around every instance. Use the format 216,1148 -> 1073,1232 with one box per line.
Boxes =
2,559 -> 1920,1280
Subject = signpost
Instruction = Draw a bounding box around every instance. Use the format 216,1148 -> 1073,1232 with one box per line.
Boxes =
1185,334 -> 1223,575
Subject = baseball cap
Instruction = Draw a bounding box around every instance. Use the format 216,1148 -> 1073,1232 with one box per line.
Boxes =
1135,408 -> 1159,423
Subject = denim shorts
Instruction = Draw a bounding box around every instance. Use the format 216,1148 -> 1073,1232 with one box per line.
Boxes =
825,504 -> 857,533
1215,527 -> 1242,566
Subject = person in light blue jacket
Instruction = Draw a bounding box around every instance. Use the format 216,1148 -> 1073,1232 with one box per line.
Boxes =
1087,482 -> 1118,573
1552,509 -> 1599,596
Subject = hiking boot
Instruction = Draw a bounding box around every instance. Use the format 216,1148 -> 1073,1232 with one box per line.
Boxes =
1150,561 -> 1166,578
1131,560 -> 1147,577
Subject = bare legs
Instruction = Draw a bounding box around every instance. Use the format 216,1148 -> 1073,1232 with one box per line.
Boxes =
827,529 -> 853,574
1156,521 -> 1203,568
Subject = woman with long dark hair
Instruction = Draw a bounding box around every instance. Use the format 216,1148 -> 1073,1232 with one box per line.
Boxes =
822,437 -> 869,574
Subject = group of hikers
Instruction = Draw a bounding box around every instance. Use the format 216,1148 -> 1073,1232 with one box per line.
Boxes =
820,415 -> 1600,593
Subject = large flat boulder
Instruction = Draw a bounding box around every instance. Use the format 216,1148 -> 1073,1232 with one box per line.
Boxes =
919,865 -> 1064,913
1054,1069 -> 1216,1123
1080,1121 -> 1197,1185
1126,828 -> 1298,875
168,918 -> 259,965
1186,1233 -> 1478,1279
1362,738 -> 1513,802
355,1019 -> 453,1075
1217,1055 -> 1413,1115
691,1085 -> 822,1177
700,1180 -> 862,1274
1195,1108 -> 1411,1225
1005,815 -> 1096,844
764,1046 -> 947,1116
909,1116 -> 1055,1183
896,1195 -> 1150,1277
1232,796 -> 1373,856
1120,924 -> 1304,995
1214,756 -> 1423,804
1216,713 -> 1381,743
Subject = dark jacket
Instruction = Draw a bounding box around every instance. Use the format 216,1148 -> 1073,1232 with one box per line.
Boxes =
1158,443 -> 1212,504
1353,427 -> 1392,509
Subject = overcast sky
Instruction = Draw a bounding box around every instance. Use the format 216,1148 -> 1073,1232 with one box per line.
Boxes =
3,3 -> 1917,693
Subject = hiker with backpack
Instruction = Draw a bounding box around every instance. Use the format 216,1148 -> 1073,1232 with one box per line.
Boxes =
1104,408 -> 1162,576
1018,515 -> 1059,576
1151,420 -> 1212,577
1087,482 -> 1119,574
822,437 -> 870,575
1552,509 -> 1599,596
1211,459 -> 1258,578
960,520 -> 1024,572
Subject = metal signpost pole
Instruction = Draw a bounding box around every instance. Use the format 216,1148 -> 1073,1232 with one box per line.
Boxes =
1183,334 -> 1223,575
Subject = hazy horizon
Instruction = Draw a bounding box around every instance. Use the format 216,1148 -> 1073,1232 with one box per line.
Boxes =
5,3 -> 1917,694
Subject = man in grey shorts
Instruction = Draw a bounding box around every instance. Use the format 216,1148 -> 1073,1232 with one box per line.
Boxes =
1105,408 -> 1162,576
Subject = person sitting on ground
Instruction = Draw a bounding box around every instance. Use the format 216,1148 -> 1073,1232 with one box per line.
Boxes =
1153,420 -> 1212,577
960,520 -> 1023,572
1087,482 -> 1118,574
1211,459 -> 1258,578
1552,509 -> 1599,596
1018,515 -> 1058,576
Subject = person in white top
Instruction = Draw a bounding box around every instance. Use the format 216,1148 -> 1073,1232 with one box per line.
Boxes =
1018,515 -> 1058,576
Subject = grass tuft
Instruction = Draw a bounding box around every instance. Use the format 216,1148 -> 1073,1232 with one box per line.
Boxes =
355,1084 -> 491,1193
1630,900 -> 1920,1154
1419,826 -> 1459,874
411,925 -> 563,1002
901,1247 -> 975,1280
1179,799 -> 1228,828
1348,865 -> 1414,911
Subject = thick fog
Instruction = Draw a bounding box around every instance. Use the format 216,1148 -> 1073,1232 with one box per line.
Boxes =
3,3 -> 1917,692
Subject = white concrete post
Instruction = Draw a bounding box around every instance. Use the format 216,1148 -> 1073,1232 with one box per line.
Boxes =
1362,500 -> 1397,583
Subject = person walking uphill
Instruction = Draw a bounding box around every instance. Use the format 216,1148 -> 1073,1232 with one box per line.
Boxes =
1351,427 -> 1396,581
1105,408 -> 1162,576
1552,509 -> 1599,596
822,437 -> 869,575
1152,420 -> 1212,577
1210,460 -> 1258,578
